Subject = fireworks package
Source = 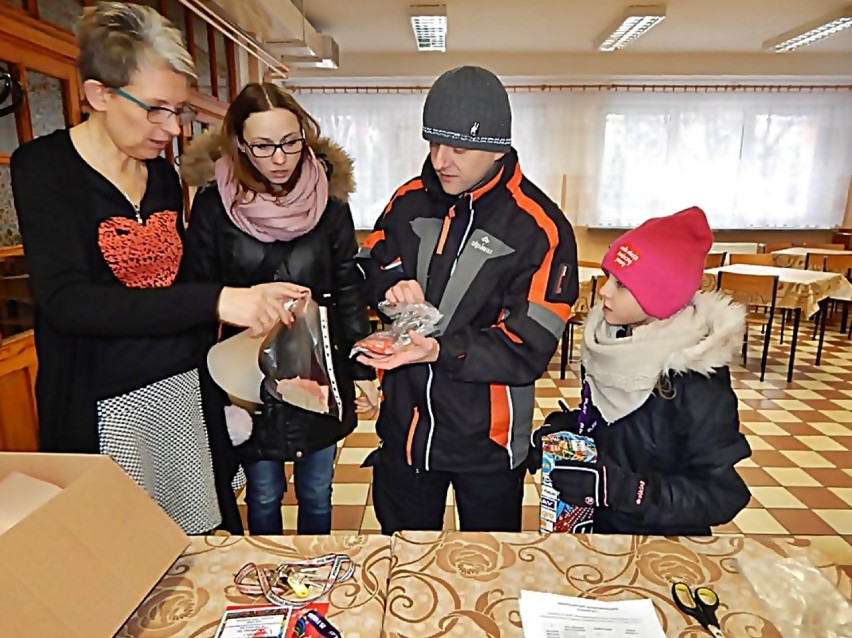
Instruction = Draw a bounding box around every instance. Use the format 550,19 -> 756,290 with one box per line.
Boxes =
350,301 -> 442,358
259,296 -> 342,419
540,431 -> 598,534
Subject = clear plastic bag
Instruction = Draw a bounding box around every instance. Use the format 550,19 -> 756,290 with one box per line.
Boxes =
259,296 -> 342,419
737,555 -> 852,638
350,301 -> 442,358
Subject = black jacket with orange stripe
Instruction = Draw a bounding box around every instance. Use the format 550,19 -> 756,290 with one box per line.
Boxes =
359,149 -> 579,474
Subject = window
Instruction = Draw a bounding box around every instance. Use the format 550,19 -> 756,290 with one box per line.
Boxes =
593,92 -> 852,229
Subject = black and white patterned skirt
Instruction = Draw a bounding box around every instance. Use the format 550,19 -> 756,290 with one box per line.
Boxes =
97,369 -> 222,534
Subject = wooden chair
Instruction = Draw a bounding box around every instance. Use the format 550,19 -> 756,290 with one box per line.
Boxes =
716,272 -> 779,381
729,253 -> 775,267
804,251 -> 842,271
560,276 -> 598,379
802,242 -> 844,250
704,252 -> 726,269
812,254 -> 852,353
763,242 -> 793,254
831,230 -> 852,250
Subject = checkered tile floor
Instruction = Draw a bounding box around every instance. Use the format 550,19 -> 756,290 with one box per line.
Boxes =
237,315 -> 852,571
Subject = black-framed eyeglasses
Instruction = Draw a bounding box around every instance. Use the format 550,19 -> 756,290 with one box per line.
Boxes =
245,138 -> 306,158
113,87 -> 197,126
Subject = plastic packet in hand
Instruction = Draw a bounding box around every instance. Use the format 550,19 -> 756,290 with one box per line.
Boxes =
259,296 -> 343,420
737,554 -> 852,638
350,301 -> 442,358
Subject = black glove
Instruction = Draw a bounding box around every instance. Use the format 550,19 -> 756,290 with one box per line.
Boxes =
549,456 -> 650,514
525,402 -> 580,474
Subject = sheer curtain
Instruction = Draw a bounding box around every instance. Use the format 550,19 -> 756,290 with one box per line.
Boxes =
297,92 -> 427,229
296,89 -> 852,230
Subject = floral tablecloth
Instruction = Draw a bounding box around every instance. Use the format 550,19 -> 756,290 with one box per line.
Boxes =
771,247 -> 852,270
118,535 -> 390,638
383,531 -> 851,638
703,264 -> 852,317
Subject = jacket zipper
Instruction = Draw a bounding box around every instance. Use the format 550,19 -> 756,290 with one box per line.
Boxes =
405,407 -> 420,467
435,206 -> 455,255
424,195 -> 476,471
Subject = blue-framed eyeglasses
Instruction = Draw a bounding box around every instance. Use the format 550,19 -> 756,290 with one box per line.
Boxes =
112,87 -> 197,126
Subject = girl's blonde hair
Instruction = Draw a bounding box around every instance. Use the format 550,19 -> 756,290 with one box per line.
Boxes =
76,2 -> 196,87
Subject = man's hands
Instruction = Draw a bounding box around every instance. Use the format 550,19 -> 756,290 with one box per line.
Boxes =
357,331 -> 440,370
385,280 -> 425,306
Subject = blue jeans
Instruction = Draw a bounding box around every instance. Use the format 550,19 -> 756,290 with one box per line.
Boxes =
243,444 -> 336,535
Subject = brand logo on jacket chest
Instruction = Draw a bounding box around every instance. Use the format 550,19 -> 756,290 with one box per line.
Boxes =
471,235 -> 494,255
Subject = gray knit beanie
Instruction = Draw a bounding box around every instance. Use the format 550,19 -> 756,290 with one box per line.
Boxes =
422,66 -> 511,153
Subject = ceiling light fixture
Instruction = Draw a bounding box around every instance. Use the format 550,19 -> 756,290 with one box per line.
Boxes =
763,5 -> 852,52
596,4 -> 667,52
410,4 -> 447,52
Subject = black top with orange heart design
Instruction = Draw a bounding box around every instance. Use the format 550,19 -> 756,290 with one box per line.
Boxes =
85,156 -> 200,399
10,129 -> 224,454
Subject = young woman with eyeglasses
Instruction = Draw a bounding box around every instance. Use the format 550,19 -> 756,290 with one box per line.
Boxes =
181,83 -> 379,535
10,3 -> 305,534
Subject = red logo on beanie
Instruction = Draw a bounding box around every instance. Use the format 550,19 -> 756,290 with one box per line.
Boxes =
613,244 -> 641,269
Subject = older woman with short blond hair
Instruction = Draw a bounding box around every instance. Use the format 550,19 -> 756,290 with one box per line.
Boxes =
10,2 -> 302,534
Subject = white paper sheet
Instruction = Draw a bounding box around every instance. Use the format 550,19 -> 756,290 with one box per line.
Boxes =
519,590 -> 667,638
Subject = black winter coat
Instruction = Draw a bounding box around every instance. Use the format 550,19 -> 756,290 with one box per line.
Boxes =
182,135 -> 373,462
596,368 -> 750,535
540,295 -> 752,536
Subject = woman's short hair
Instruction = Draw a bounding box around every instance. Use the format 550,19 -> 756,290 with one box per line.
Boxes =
76,2 -> 197,87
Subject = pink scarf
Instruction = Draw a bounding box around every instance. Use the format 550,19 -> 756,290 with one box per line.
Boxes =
214,153 -> 329,243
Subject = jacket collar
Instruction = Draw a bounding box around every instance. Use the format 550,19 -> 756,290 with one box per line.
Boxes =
420,147 -> 519,207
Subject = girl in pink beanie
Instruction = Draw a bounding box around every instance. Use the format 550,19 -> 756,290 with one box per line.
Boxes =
531,206 -> 751,535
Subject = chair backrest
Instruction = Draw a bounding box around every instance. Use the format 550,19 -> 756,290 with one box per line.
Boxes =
763,242 -> 793,253
804,251 -> 842,271
824,253 -> 852,278
730,253 -> 775,267
803,242 -> 845,250
578,260 -> 601,269
716,271 -> 779,310
589,276 -> 599,307
831,231 -> 852,249
704,252 -> 726,269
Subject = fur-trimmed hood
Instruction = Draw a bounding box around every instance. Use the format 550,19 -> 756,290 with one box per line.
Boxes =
179,126 -> 355,202
581,291 -> 746,425
662,291 -> 747,375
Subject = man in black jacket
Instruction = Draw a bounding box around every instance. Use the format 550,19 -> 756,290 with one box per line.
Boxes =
357,66 -> 579,534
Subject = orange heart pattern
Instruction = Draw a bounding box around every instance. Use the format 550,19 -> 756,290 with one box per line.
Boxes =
98,210 -> 183,288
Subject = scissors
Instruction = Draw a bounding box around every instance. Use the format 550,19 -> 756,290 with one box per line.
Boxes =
671,581 -> 725,638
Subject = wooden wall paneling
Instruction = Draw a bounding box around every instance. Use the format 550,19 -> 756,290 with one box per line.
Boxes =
10,65 -> 33,144
206,23 -> 218,99
225,38 -> 237,101
0,331 -> 39,452
185,7 -> 196,59
23,0 -> 38,20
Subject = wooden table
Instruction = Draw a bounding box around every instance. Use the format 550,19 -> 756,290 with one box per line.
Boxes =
771,247 -> 852,270
383,531 -> 851,638
703,264 -> 852,381
118,535 -> 391,638
712,241 -> 763,257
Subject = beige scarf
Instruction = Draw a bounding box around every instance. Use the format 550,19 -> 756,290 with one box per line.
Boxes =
580,292 -> 745,424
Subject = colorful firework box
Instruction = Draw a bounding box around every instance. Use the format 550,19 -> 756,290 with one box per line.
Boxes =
539,431 -> 597,534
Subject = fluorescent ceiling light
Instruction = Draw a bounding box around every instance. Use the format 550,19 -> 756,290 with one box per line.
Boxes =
410,4 -> 447,52
763,6 -> 852,52
597,4 -> 666,52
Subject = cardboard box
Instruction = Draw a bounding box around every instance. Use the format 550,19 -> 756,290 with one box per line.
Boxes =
0,452 -> 188,637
